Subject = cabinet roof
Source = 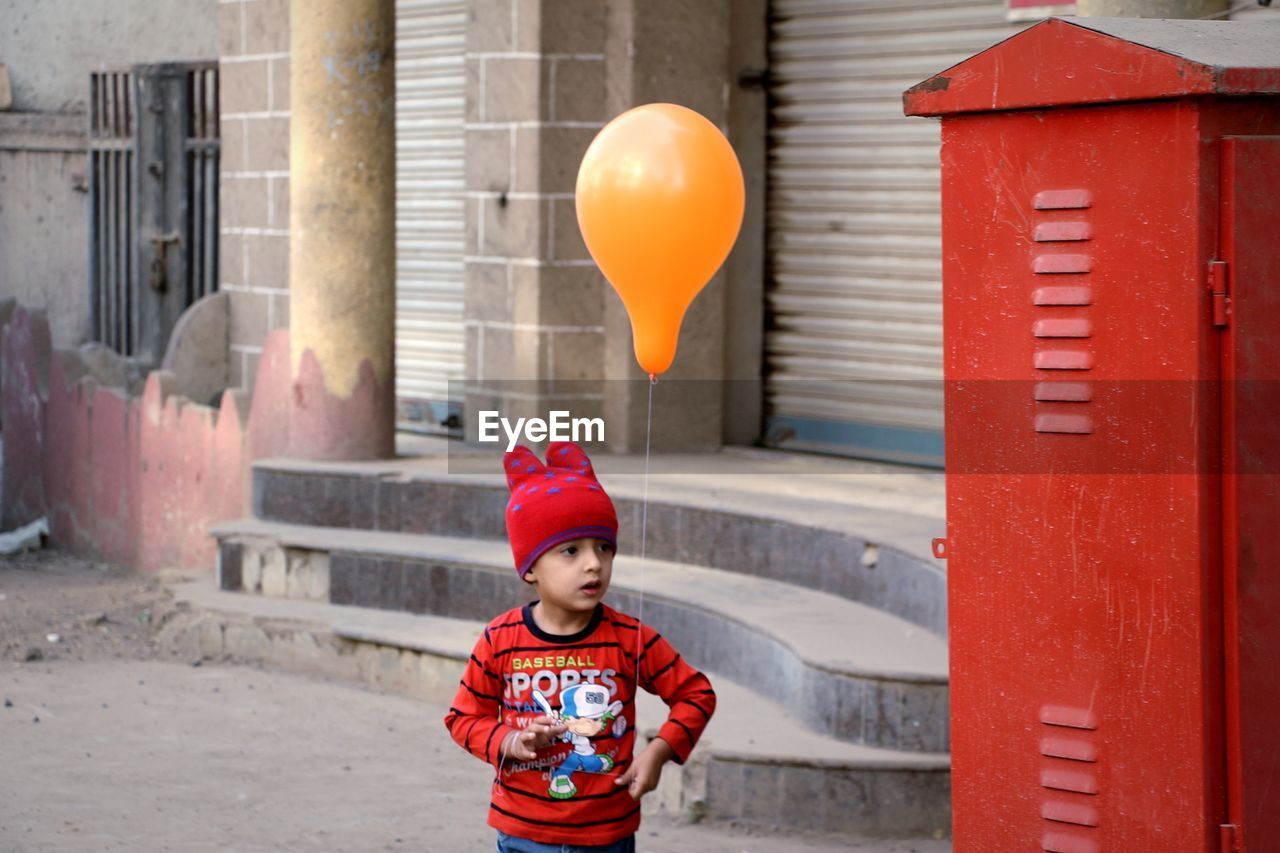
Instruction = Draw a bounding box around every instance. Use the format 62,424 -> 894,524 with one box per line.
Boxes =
904,17 -> 1280,117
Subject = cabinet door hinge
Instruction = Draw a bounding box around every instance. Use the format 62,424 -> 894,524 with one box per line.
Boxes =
1220,822 -> 1240,853
1209,260 -> 1230,328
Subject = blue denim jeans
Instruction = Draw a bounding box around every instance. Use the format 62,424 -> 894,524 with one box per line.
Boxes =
495,830 -> 636,853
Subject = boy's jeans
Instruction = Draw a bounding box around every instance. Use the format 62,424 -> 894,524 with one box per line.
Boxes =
495,830 -> 636,853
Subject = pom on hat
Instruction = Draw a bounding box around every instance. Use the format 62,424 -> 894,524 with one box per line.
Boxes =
504,442 -> 618,578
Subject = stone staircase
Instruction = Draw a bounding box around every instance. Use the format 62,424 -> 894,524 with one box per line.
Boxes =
180,450 -> 951,837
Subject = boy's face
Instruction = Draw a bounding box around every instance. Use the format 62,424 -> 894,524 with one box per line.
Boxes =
564,716 -> 605,736
526,537 -> 614,614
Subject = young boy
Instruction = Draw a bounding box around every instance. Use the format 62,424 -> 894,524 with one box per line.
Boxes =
444,442 -> 716,851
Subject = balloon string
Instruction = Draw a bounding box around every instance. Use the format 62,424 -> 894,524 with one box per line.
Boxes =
636,375 -> 654,675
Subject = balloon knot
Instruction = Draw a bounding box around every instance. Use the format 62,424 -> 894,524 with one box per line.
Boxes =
648,373 -> 657,385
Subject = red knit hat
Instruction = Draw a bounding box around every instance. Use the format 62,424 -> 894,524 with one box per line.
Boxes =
503,442 -> 618,578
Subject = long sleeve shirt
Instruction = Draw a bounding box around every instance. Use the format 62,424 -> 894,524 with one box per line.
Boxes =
443,601 -> 716,846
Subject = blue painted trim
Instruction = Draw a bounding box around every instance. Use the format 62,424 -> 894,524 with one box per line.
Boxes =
396,397 -> 462,435
764,415 -> 944,469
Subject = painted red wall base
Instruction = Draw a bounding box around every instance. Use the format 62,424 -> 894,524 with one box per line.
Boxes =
2,306 -> 291,573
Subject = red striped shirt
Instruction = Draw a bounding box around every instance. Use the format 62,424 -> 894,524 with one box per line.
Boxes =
444,602 -> 716,846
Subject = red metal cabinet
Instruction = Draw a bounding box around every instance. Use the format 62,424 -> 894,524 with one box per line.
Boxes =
905,17 -> 1280,852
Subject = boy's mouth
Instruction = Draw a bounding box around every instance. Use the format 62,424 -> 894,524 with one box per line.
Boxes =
580,579 -> 603,596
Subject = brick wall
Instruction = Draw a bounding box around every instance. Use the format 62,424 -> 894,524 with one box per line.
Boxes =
211,0 -> 757,447
463,0 -> 610,424
218,0 -> 290,388
463,0 -> 741,451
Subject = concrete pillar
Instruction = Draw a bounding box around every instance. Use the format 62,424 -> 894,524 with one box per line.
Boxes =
462,0 -> 742,454
599,0 -> 735,453
288,0 -> 396,459
720,0 -> 766,448
462,0 -> 613,446
1076,0 -> 1228,16
219,0 -> 292,391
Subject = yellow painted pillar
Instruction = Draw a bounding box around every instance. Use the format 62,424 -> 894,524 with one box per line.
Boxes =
288,0 -> 396,459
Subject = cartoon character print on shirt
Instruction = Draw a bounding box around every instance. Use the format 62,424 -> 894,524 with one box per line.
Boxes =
533,685 -> 625,800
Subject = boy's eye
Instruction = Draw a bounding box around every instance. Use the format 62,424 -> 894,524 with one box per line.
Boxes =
558,541 -> 610,556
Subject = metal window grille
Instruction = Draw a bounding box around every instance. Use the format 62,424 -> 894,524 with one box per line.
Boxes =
89,69 -> 136,354
88,62 -> 219,363
186,65 -> 220,310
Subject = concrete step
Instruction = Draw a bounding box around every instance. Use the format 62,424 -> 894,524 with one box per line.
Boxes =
163,580 -> 950,838
250,456 -> 948,636
211,519 -> 949,754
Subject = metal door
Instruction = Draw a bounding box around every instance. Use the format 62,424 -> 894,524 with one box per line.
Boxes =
765,0 -> 1025,464
394,0 -> 466,432
1219,135 -> 1280,852
88,63 -> 219,364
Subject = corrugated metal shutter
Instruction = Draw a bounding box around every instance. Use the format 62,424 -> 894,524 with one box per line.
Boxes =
765,0 -> 1026,465
395,0 -> 465,431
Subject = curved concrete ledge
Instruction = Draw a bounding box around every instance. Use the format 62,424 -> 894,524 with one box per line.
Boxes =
250,464 -> 948,636
211,520 -> 949,752
165,580 -> 951,838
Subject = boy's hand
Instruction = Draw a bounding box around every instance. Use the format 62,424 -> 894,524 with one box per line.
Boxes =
614,737 -> 675,800
502,715 -> 565,761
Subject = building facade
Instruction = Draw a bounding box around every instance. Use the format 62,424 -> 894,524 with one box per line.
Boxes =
0,0 -> 218,348
5,0 -> 1270,463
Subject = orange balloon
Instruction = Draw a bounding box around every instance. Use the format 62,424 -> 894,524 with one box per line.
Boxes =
575,103 -> 745,376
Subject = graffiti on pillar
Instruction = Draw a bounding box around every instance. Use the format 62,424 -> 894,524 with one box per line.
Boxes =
321,20 -> 392,129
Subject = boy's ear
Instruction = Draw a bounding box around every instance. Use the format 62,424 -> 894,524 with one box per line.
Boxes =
504,444 -> 545,491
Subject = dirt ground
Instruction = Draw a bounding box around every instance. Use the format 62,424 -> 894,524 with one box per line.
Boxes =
0,550 -> 951,852
0,550 -> 176,666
